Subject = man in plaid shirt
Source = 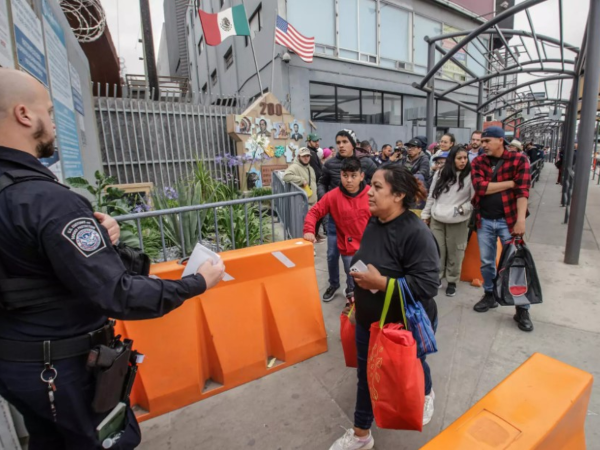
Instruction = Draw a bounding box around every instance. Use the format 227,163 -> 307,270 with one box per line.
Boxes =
471,127 -> 533,332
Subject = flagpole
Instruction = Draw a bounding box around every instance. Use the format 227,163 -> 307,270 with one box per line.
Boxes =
241,0 -> 264,95
270,8 -> 278,95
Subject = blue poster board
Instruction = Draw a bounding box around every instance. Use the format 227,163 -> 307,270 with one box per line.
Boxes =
11,0 -> 48,86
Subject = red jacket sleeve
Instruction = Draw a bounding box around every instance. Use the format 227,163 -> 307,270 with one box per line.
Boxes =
471,157 -> 490,198
303,193 -> 331,234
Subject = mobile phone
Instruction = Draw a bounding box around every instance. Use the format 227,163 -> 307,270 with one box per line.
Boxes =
349,260 -> 378,294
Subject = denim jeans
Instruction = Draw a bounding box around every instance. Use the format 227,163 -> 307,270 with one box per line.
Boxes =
477,218 -> 530,311
354,323 -> 432,430
326,219 -> 354,291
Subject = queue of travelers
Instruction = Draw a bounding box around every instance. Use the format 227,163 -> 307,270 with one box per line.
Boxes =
289,125 -> 536,450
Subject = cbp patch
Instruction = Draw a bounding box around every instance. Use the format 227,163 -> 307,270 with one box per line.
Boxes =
62,218 -> 107,257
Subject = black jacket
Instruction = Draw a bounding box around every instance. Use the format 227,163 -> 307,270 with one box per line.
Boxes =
308,147 -> 322,182
0,146 -> 206,341
400,153 -> 431,186
318,152 -> 377,198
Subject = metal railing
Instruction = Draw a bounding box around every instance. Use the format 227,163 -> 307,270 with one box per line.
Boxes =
115,191 -> 308,261
530,159 -> 543,188
95,83 -> 246,189
271,170 -> 309,240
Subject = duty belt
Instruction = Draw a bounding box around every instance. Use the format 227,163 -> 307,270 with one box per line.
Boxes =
0,321 -> 115,362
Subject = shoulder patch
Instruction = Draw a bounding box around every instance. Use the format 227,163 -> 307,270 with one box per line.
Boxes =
62,217 -> 107,258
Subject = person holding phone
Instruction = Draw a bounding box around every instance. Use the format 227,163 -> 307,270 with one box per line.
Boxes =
328,164 -> 439,450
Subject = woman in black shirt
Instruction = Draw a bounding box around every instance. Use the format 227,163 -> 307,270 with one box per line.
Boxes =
329,165 -> 440,450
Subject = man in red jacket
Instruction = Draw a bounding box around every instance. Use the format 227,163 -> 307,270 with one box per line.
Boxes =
304,157 -> 371,302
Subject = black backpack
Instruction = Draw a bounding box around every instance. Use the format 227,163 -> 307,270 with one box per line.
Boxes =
493,238 -> 543,307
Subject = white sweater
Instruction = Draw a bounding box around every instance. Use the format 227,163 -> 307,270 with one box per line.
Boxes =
421,171 -> 475,223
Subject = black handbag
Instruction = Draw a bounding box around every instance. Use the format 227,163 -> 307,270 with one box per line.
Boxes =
493,238 -> 543,307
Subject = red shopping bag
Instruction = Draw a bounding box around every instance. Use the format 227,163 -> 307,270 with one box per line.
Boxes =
340,305 -> 357,368
367,279 -> 424,431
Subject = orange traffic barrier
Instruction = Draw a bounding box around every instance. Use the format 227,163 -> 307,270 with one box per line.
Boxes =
421,353 -> 593,449
115,239 -> 327,422
460,231 -> 503,283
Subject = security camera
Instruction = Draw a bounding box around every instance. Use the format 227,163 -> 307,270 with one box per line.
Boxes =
282,52 -> 291,64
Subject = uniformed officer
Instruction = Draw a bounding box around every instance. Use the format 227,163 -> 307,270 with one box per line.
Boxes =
0,68 -> 225,449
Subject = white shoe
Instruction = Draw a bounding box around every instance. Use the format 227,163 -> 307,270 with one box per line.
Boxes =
423,389 -> 435,426
329,428 -> 374,450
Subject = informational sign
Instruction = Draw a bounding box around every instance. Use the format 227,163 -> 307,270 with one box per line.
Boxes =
42,0 -> 83,178
442,24 -> 467,81
11,0 -> 48,85
0,0 -> 14,68
69,63 -> 85,116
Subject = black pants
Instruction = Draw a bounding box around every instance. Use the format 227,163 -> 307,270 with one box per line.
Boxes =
0,356 -> 141,449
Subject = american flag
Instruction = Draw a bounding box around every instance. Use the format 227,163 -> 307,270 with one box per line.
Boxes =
275,16 -> 315,63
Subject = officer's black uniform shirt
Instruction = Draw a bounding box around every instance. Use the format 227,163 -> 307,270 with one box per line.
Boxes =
0,146 -> 207,342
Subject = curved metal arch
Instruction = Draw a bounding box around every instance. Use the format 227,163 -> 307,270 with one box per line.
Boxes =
500,97 -> 569,110
426,29 -> 579,55
479,75 -> 573,112
502,100 -> 569,123
417,0 -> 549,89
438,65 -> 576,99
515,117 -> 562,130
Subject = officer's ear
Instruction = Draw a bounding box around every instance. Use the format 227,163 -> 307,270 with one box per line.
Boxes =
14,104 -> 34,128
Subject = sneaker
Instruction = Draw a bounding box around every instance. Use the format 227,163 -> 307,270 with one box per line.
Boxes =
438,280 -> 443,289
445,283 -> 457,297
473,292 -> 498,312
323,286 -> 339,302
345,288 -> 354,299
329,428 -> 374,450
423,389 -> 435,426
514,308 -> 534,332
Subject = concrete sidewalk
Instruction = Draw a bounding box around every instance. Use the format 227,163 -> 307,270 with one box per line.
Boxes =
138,165 -> 600,450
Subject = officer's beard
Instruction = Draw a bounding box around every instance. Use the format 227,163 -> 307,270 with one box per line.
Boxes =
33,120 -> 55,159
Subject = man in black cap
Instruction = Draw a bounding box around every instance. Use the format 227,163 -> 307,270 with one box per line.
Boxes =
318,129 -> 376,302
471,126 -> 533,332
400,138 -> 432,185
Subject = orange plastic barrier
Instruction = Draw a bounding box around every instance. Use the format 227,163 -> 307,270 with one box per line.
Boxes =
460,231 -> 503,283
115,239 -> 327,422
421,353 -> 593,449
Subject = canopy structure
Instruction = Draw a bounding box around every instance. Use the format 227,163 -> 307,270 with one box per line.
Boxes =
414,0 -> 600,265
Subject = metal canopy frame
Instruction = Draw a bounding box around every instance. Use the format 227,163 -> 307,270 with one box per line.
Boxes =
414,0 -> 600,265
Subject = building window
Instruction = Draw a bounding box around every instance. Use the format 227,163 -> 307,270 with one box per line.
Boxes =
202,83 -> 208,94
403,96 -> 427,126
246,4 -> 262,47
211,70 -> 217,86
309,83 -> 337,122
436,100 -> 460,128
337,87 -> 361,123
414,15 -> 442,74
380,3 -> 410,70
198,37 -> 204,56
224,46 -> 233,70
339,0 -> 358,60
362,91 -> 383,124
383,93 -> 402,126
460,106 -> 478,129
310,82 -> 428,126
288,0 -> 335,48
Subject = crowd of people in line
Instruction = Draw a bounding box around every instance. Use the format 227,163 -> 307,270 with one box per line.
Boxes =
283,126 -> 536,450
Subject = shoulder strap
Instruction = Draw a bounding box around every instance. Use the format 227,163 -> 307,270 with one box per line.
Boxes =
0,169 -> 62,196
491,159 -> 503,182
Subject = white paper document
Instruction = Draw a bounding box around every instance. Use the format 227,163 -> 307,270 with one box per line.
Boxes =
181,243 -> 233,281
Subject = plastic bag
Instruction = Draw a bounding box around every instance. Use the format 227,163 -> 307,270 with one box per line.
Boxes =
367,279 -> 424,431
494,238 -> 543,307
398,278 -> 438,358
340,305 -> 357,368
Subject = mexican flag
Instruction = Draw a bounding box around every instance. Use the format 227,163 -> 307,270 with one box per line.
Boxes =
199,5 -> 251,46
